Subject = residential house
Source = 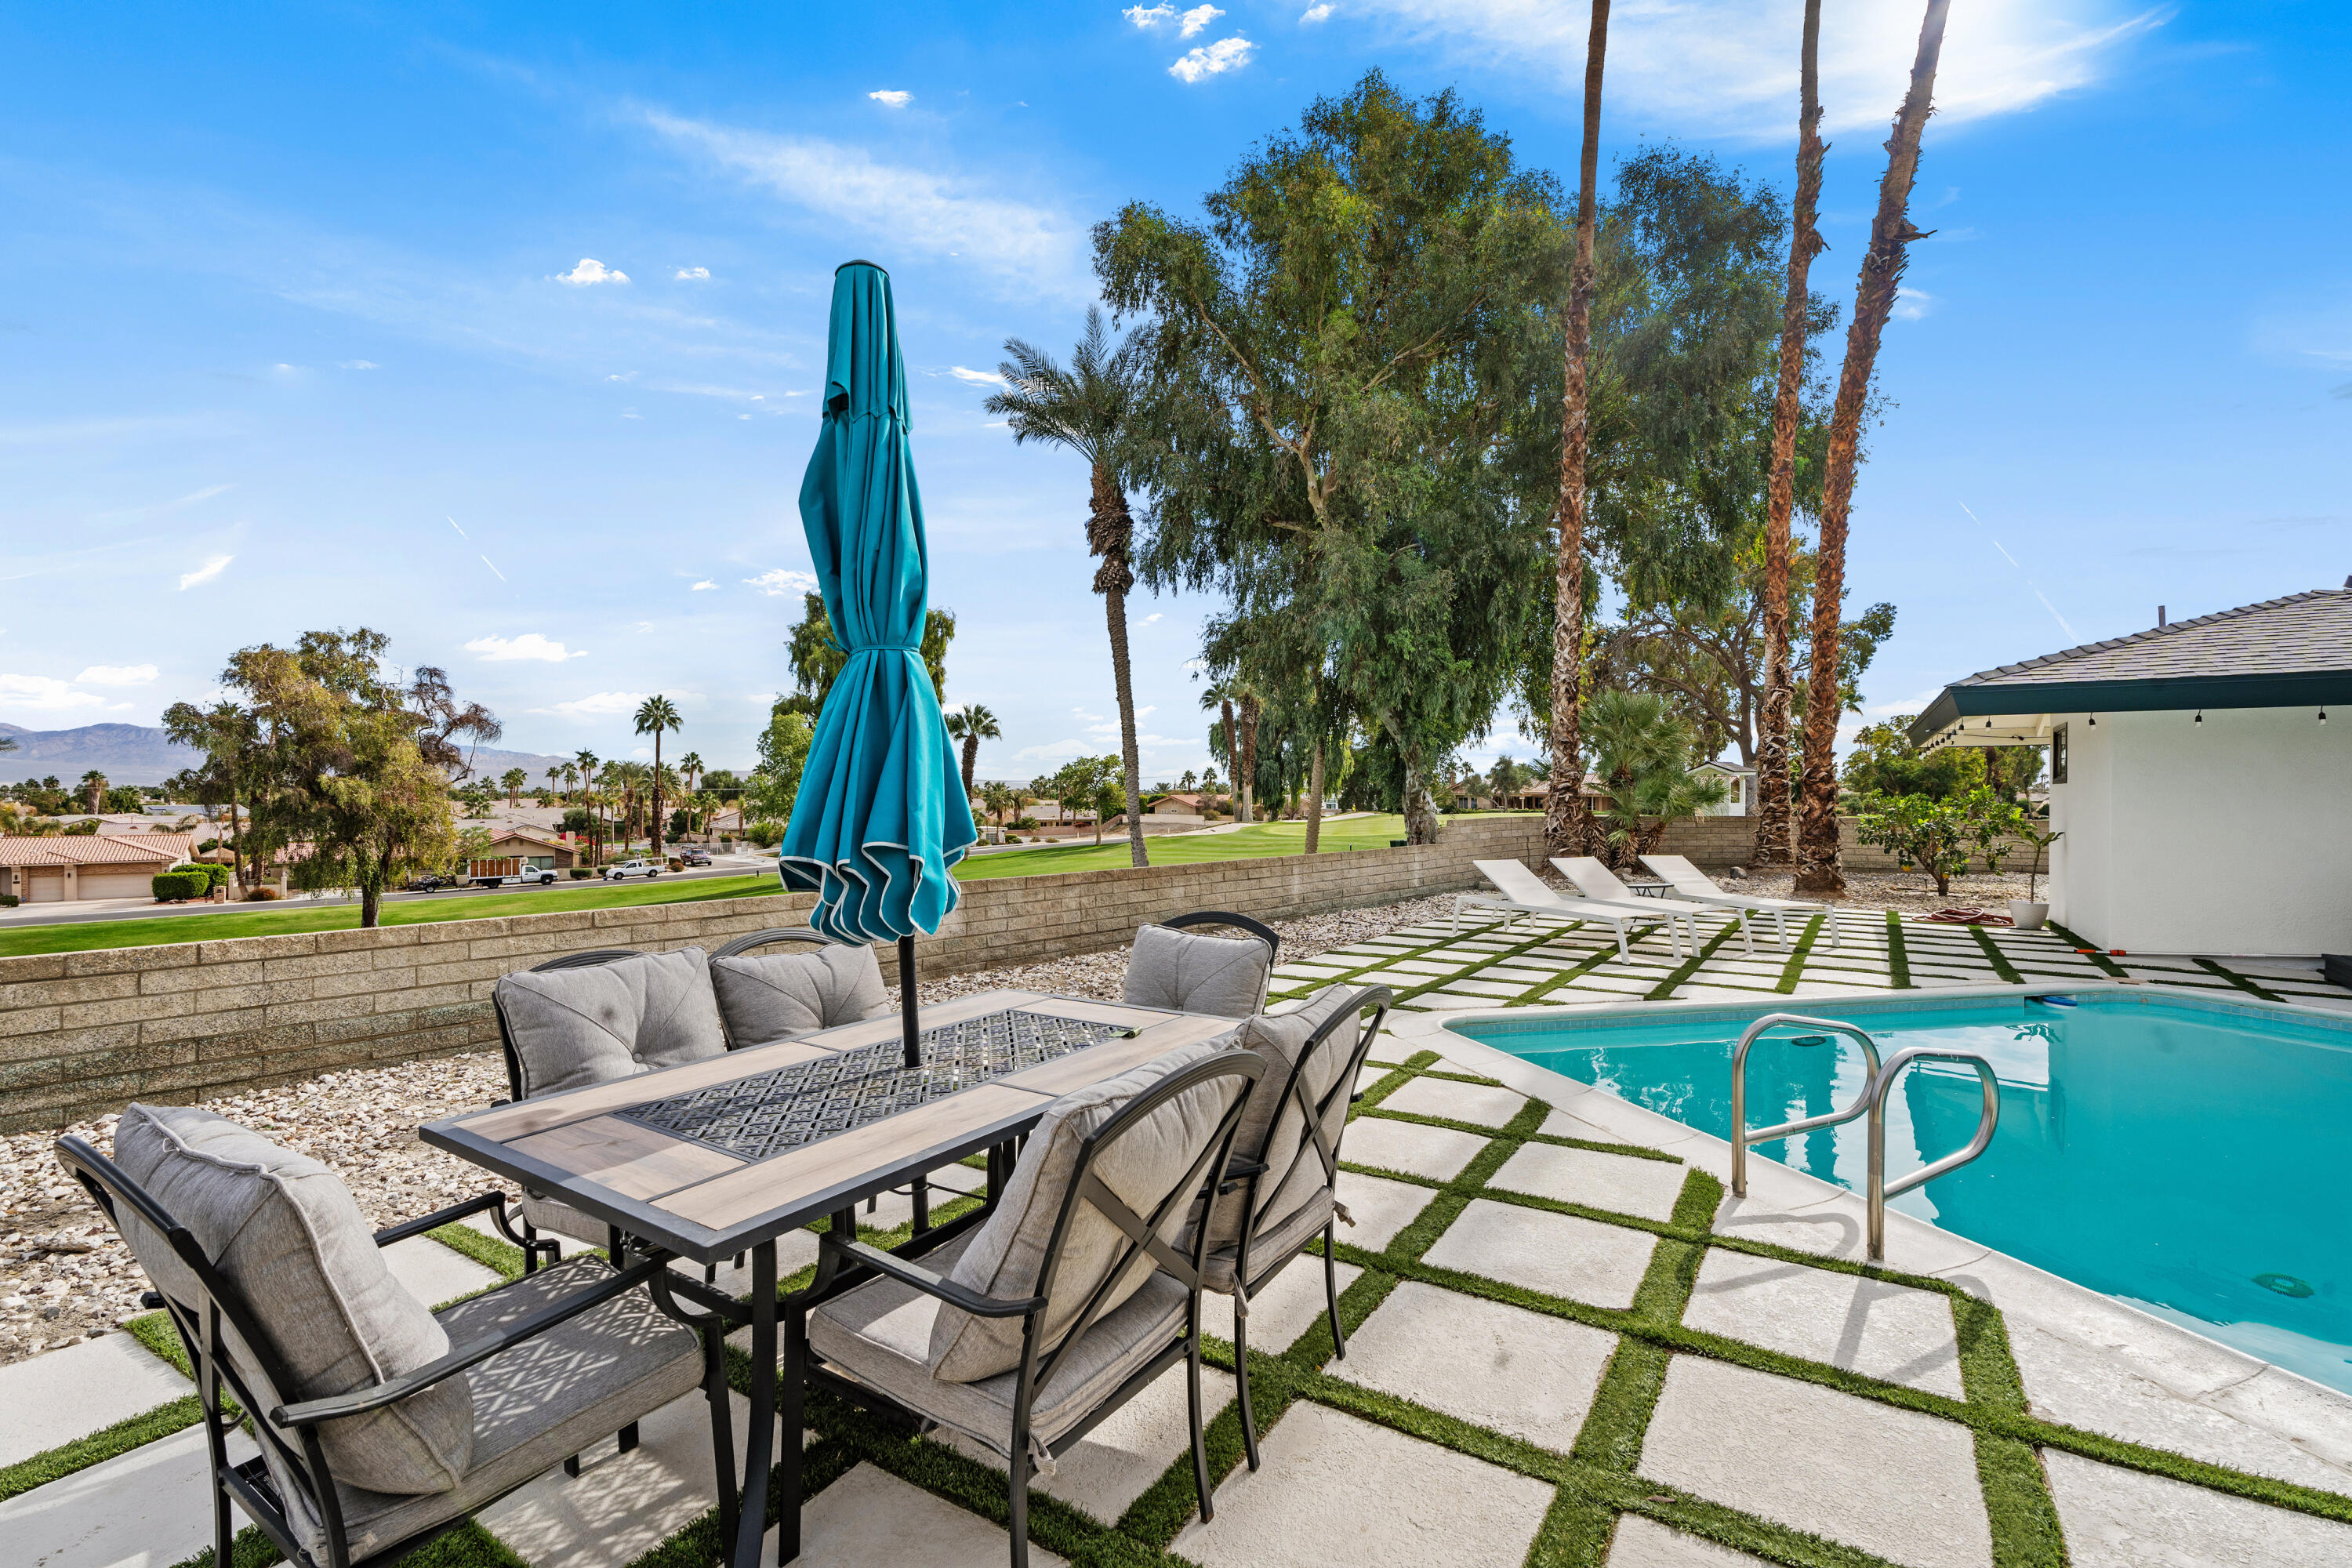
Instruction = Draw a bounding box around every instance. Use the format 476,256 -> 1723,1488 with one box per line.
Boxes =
1692,760 -> 1757,817
0,833 -> 197,903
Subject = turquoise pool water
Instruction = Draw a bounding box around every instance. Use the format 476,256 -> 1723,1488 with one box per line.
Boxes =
1453,992 -> 2352,1393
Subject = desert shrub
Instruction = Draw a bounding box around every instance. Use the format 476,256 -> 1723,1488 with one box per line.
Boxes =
172,862 -> 230,891
569,867 -> 592,880
244,885 -> 283,902
743,821 -> 785,849
0,893 -> 18,909
152,869 -> 209,902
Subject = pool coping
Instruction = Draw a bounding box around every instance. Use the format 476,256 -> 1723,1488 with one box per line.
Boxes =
1384,990 -> 2352,1494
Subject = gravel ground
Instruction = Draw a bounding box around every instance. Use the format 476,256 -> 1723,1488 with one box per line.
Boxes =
1725,867 -> 2049,917
0,891 -> 1468,1368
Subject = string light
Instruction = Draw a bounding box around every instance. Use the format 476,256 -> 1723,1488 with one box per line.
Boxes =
2194,710 -> 2204,725
2087,713 -> 2096,726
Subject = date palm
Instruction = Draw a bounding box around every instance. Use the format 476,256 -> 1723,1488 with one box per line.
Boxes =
678,751 -> 705,801
985,308 -> 1152,869
980,779 -> 1016,829
499,768 -> 527,806
633,695 -> 681,856
80,769 -> 108,815
944,704 -> 1000,801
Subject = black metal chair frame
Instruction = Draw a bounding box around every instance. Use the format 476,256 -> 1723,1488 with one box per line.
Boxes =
53,1138 -> 731,1568
804,1048 -> 1267,1568
1219,984 -> 1392,1471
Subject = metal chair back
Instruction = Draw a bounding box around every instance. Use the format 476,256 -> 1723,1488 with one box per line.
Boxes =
709,927 -> 832,960
1230,985 -> 1391,1292
491,948 -> 644,1103
1159,909 -> 1280,962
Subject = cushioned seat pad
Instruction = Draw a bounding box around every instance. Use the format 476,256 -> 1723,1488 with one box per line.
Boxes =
284,1257 -> 702,1563
1203,1189 -> 1335,1294
809,1231 -> 1190,1458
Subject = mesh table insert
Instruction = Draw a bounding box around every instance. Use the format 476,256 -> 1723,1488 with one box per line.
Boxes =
610,1007 -> 1138,1162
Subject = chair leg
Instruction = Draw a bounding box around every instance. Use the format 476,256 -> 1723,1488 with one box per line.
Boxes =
1324,1222 -> 1346,1361
1007,1436 -> 1032,1568
564,1453 -> 581,1478
1233,1294 -> 1261,1473
1740,909 -> 1754,956
619,1421 -> 639,1455
706,1326 -> 739,1557
521,1221 -> 540,1276
1189,1332 -> 1218,1519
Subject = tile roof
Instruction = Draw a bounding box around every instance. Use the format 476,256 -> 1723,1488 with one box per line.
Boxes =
0,833 -> 194,867
1946,588 -> 2352,691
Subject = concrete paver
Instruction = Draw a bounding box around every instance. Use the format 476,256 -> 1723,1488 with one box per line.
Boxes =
0,1421 -> 258,1568
1421,1198 -> 1656,1310
1202,1258 -> 1363,1352
0,1330 -> 189,1468
789,1461 -> 1068,1568
1605,1515 -> 1777,1566
1374,1074 -> 1528,1129
1489,1143 -> 1689,1222
1330,1171 -> 1437,1252
1341,1118 -> 1488,1181
1681,1249 -> 1964,1397
482,1389 -> 758,1568
1331,1280 -> 1617,1451
2041,1449 -> 2352,1567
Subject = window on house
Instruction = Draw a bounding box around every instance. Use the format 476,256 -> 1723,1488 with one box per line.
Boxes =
2051,724 -> 2067,785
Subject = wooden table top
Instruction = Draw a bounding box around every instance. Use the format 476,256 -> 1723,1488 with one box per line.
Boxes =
419,989 -> 1236,1261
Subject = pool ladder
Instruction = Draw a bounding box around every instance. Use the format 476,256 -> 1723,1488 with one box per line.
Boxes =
1729,1013 -> 2002,1262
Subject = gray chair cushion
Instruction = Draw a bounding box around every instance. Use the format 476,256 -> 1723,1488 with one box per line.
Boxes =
1199,985 -> 1361,1261
710,942 -> 891,1047
1121,924 -> 1272,1019
497,948 -> 728,1098
282,1257 -> 702,1563
927,1040 -> 1243,1383
112,1104 -> 473,1497
515,1192 -> 611,1248
811,1229 -> 1189,1457
1204,1188 -> 1334,1294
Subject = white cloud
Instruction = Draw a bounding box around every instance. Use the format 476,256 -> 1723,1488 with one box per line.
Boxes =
1179,4 -> 1224,36
528,691 -> 648,717
1336,0 -> 2161,137
1170,35 -> 1255,82
948,365 -> 1007,387
338,358 -> 379,369
673,267 -> 710,281
178,554 -> 233,590
1123,3 -> 1176,26
745,568 -> 818,597
1893,286 -> 1936,321
1140,612 -> 1163,625
691,579 -> 717,590
633,621 -> 656,632
76,663 -> 158,686
0,673 -> 108,713
464,633 -> 586,662
868,89 -> 913,108
556,258 -> 630,286
1301,2 -> 1333,20
642,110 -> 1088,296
630,746 -> 653,759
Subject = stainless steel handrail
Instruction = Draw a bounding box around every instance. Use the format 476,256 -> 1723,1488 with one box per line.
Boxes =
1865,1047 -> 2001,1261
1729,1014 -> 1883,1198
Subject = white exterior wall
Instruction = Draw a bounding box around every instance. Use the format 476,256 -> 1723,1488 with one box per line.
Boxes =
2051,706 -> 2352,955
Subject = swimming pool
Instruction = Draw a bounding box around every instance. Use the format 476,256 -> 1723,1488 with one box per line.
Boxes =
1450,988 -> 2352,1394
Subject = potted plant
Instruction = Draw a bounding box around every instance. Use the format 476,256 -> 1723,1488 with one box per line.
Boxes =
2009,819 -> 2063,930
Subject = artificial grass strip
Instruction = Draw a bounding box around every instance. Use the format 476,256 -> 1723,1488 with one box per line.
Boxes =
2045,922 -> 2126,976
1264,916 -> 1527,1002
426,1221 -> 530,1280
1886,911 -> 1913,989
2194,956 -> 2285,1003
1509,937 -> 1642,1006
165,1518 -> 526,1568
1360,1103 -> 1682,1163
1974,1431 -> 2068,1568
0,1394 -> 205,1502
1773,914 -> 1828,993
1643,920 -> 1748,1001
1968,924 -> 2026,985
125,1307 -> 197,1376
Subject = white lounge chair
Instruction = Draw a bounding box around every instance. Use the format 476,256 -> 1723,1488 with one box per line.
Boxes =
1453,858 -> 1696,957
1549,856 -> 1753,957
1638,853 -> 1842,949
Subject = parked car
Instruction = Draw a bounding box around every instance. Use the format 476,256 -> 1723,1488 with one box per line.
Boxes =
676,848 -> 712,867
603,858 -> 662,881
403,873 -> 456,892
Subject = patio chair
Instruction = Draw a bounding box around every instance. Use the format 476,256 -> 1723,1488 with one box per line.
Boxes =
1123,909 -> 1281,1018
1638,853 -> 1842,949
1550,856 -> 1751,957
708,927 -> 894,1047
56,1105 -> 727,1568
804,1041 -> 1267,1568
1452,858 -> 1693,958
491,946 -> 729,1267
1201,983 -> 1392,1472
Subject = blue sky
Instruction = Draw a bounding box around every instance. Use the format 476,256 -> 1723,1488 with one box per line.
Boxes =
2,2 -> 2345,780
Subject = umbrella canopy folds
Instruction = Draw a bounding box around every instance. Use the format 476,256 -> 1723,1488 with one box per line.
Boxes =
779,262 -> 978,944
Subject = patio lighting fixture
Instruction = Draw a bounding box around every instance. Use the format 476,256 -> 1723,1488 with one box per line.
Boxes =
2321,708 -> 2329,724
2194,710 -> 2203,724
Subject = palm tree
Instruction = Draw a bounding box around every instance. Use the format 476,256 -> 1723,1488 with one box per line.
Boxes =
543,766 -> 563,801
1798,0 -> 1953,896
980,780 -> 1015,830
1201,681 -> 1237,817
80,769 -> 109,815
499,768 -> 527,806
985,309 -> 1154,870
1586,690 -> 1729,870
1754,0 -> 1828,870
944,704 -> 1000,801
572,750 -> 597,804
678,751 -> 705,802
633,695 -> 681,856
1544,0 -> 1612,862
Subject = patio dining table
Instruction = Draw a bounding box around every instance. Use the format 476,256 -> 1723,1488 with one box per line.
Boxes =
420,988 -> 1236,1567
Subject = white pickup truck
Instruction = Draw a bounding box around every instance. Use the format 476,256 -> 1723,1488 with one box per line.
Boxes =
466,857 -> 558,888
602,858 -> 663,882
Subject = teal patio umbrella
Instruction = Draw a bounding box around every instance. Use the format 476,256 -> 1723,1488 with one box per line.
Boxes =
779,260 -> 978,1067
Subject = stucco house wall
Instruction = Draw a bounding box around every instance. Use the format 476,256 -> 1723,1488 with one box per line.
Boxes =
2052,707 -> 2351,955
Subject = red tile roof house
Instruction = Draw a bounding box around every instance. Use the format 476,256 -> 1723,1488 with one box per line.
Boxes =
0,833 -> 198,903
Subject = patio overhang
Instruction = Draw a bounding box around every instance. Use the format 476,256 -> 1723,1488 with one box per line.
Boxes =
1907,668 -> 2352,752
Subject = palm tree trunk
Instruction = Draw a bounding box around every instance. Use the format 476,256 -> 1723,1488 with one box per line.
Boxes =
1545,0 -> 1610,862
1304,738 -> 1325,853
1236,695 -> 1260,827
1218,699 -> 1236,813
1087,463 -> 1152,869
1754,0 -> 1825,871
960,735 -> 979,803
651,734 -> 664,857
1797,0 -> 1952,897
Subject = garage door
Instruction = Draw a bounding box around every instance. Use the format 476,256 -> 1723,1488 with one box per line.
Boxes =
82,869 -> 163,901
24,870 -> 67,902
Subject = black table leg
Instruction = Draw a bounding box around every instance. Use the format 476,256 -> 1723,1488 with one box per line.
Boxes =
735,1240 -> 778,1568
912,1173 -> 930,1233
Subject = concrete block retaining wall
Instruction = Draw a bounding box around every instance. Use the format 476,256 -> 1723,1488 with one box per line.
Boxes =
0,812 -> 1984,1131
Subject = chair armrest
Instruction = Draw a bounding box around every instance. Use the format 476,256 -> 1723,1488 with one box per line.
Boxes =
820,1233 -> 1043,1319
372,1190 -> 510,1249
1218,1156 -> 1268,1196
270,1254 -> 667,1428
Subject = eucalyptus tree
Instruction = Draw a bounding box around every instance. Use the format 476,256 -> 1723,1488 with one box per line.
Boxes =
985,310 -> 1156,868
786,592 -> 955,712
633,694 -> 681,856
1798,0 -> 1953,895
1101,71 -> 1569,844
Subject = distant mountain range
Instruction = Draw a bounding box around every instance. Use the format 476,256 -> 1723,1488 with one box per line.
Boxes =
0,722 -> 575,787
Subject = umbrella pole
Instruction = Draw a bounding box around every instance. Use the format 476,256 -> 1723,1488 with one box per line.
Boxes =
898,934 -> 929,1233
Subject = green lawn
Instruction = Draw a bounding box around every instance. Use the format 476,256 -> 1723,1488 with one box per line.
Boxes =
953,811 -> 1522,879
0,875 -> 781,958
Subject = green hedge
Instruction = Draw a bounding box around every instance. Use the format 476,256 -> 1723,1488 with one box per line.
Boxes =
151,869 -> 209,902
170,862 -> 230,891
